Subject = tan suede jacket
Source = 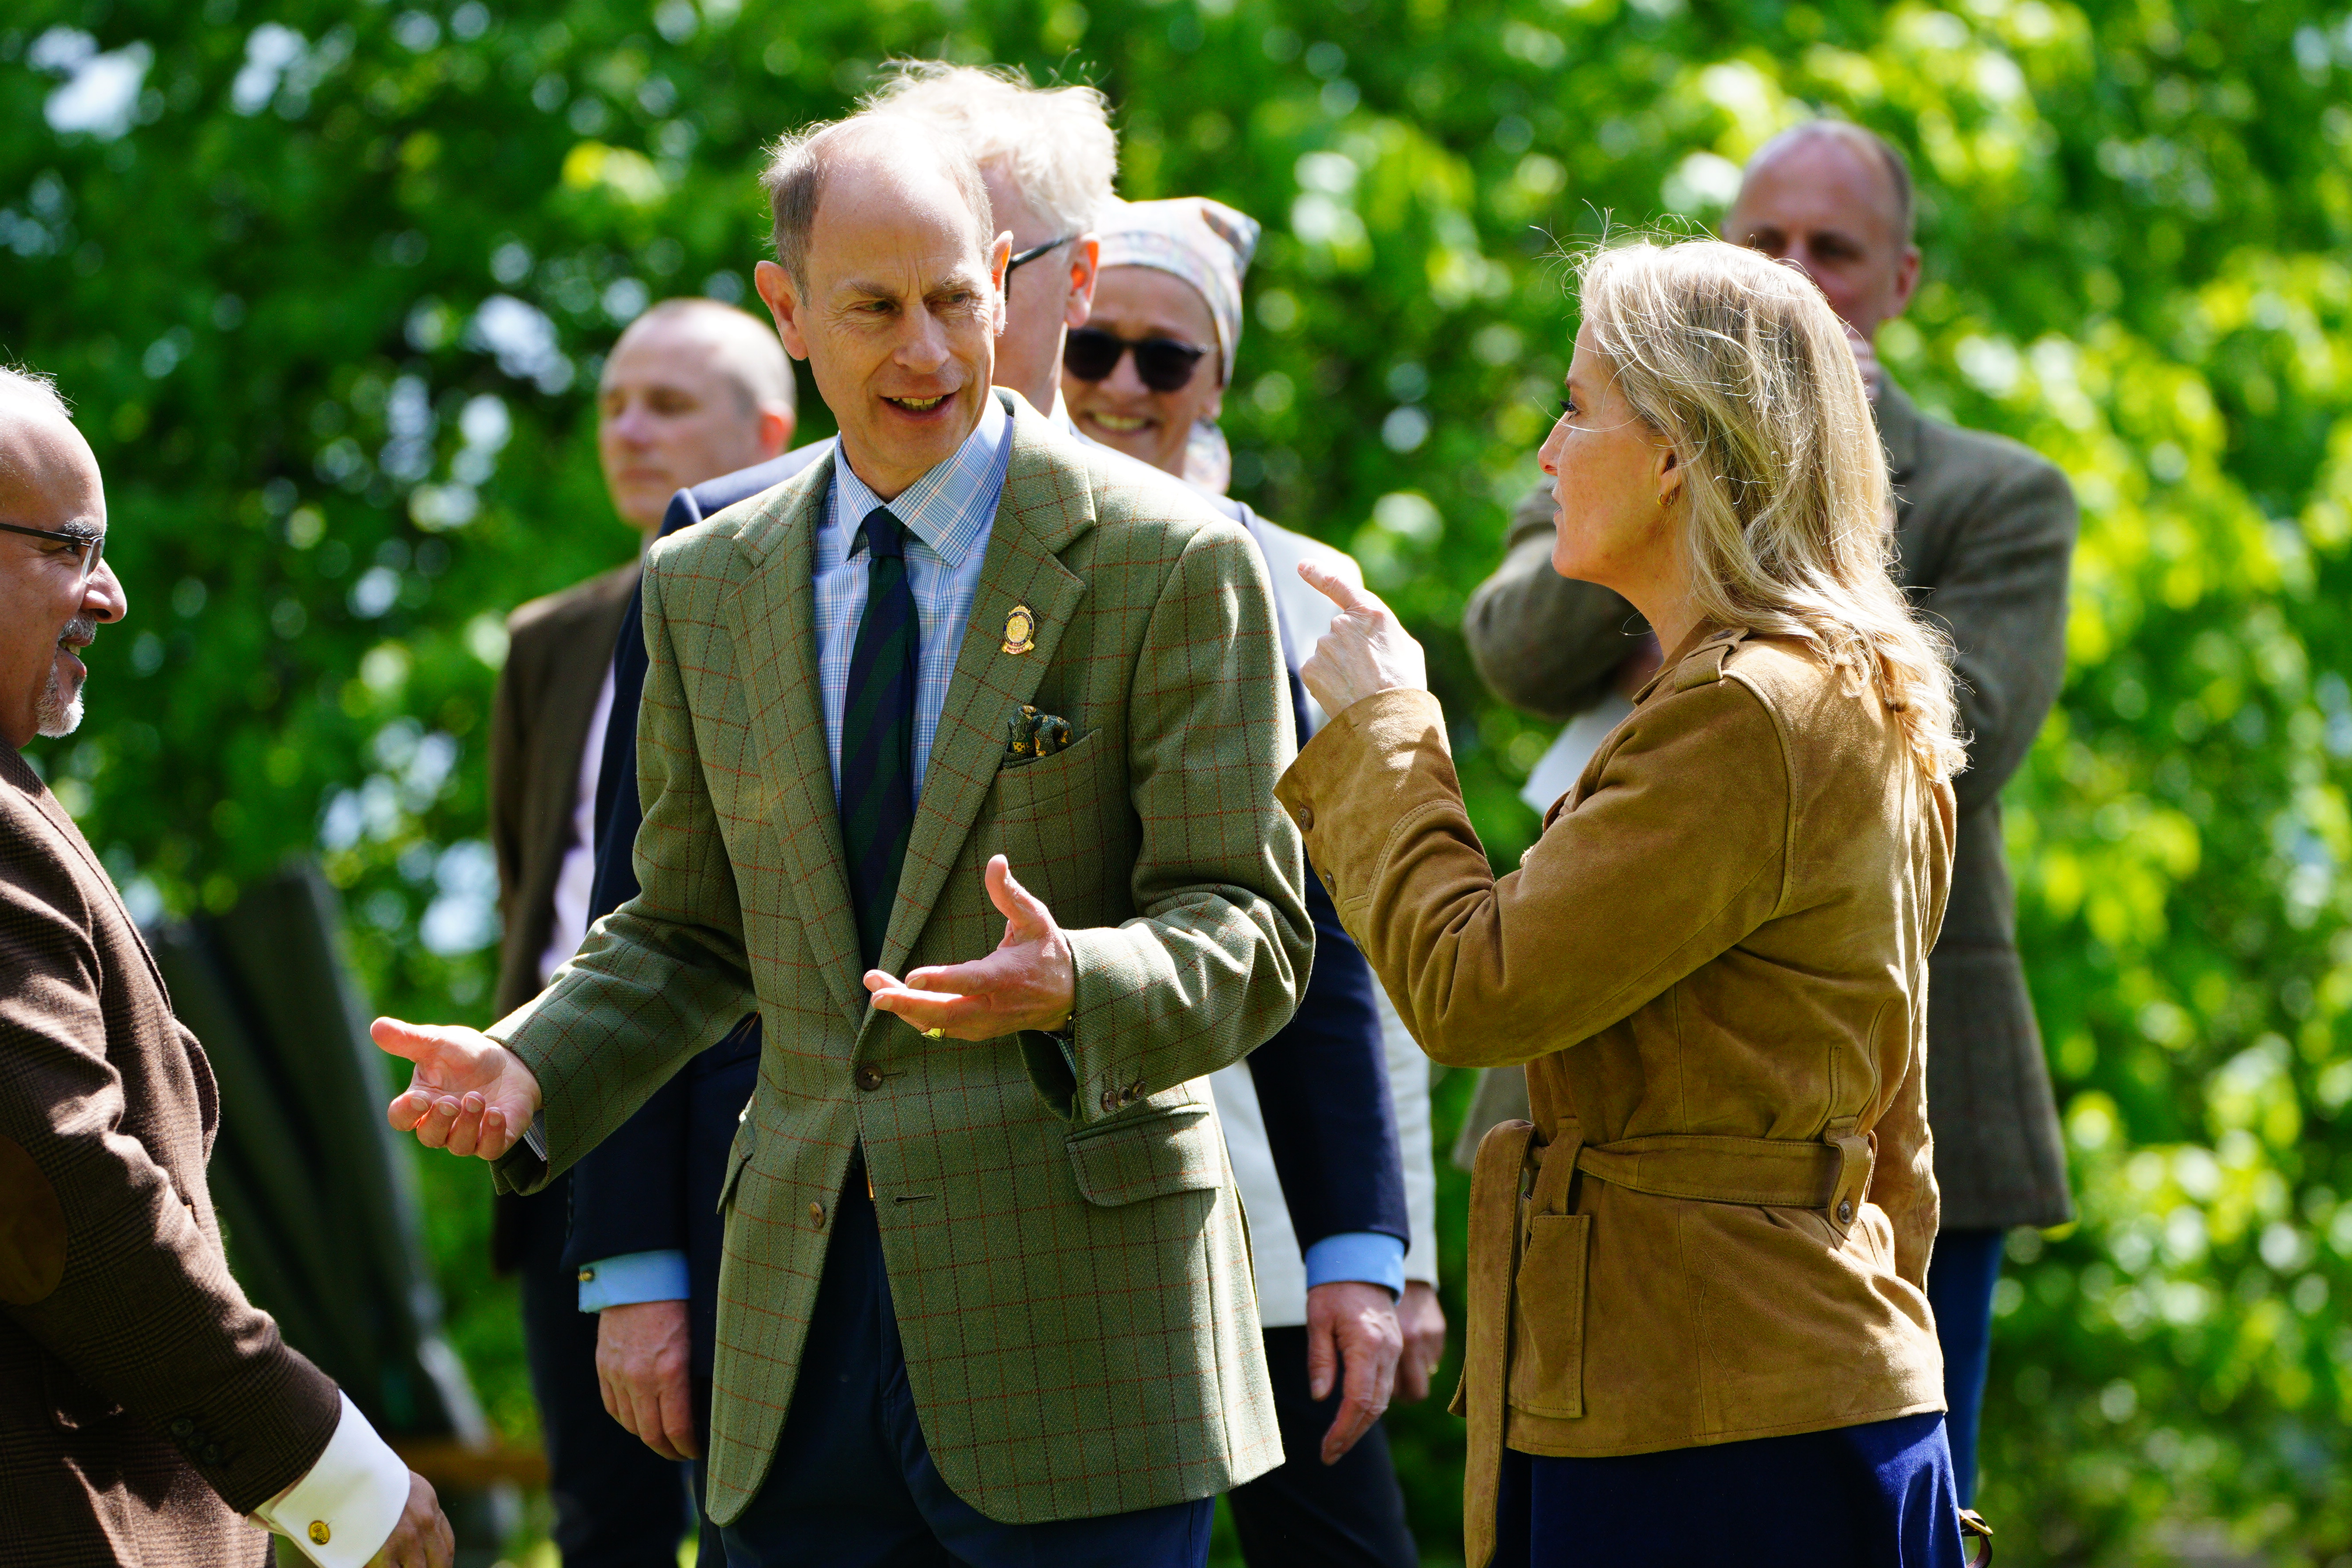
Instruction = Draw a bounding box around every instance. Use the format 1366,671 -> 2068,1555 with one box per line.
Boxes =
1278,627 -> 1955,1567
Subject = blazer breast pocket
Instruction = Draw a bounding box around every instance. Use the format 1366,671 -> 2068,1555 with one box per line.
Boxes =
1065,1102 -> 1225,1207
992,725 -> 1117,892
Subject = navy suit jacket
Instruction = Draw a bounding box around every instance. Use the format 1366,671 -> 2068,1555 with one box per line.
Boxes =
563,439 -> 1406,1361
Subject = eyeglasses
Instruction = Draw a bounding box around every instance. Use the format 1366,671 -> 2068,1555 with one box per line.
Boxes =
0,521 -> 105,586
1004,234 -> 1078,280
1062,327 -> 1211,393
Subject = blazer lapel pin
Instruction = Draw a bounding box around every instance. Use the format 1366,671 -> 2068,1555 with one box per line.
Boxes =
1006,704 -> 1074,760
1002,604 -> 1036,655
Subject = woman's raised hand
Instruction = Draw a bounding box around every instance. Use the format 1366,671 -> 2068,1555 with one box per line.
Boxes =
1295,560 -> 1428,719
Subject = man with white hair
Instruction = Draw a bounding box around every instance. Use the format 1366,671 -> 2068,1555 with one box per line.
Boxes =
0,367 -> 451,1567
377,108 -> 1311,1565
576,67 -> 1428,1555
484,298 -> 792,1565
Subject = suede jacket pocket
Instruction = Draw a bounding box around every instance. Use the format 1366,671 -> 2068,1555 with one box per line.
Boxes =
1065,1102 -> 1224,1207
1506,1212 -> 1591,1419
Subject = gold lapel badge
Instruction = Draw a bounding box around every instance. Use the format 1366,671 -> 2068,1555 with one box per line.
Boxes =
1002,604 -> 1037,655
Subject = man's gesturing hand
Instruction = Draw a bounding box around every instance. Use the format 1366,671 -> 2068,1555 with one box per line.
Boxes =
365,1471 -> 453,1568
1305,1280 -> 1403,1465
372,1018 -> 542,1160
597,1300 -> 700,1460
1295,561 -> 1428,720
864,855 -> 1075,1039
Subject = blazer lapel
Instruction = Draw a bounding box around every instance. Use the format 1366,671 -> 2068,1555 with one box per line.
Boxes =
875,401 -> 1093,980
724,454 -> 867,1025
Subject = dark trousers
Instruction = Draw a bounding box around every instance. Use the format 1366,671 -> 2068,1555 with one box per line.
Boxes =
1925,1225 -> 2005,1506
1492,1412 -> 1963,1567
1226,1325 -> 1417,1567
515,1182 -> 699,1567
719,1171 -> 1214,1568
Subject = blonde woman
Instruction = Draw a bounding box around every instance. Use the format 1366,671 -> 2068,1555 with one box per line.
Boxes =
1282,237 -> 1980,1568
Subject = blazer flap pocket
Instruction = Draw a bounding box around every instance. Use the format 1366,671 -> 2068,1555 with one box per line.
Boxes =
1065,1103 -> 1223,1207
994,723 -> 1105,804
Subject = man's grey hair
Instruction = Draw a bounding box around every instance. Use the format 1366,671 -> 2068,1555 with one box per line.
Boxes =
759,113 -> 995,295
0,363 -> 71,421
1748,120 -> 1916,245
862,62 -> 1117,240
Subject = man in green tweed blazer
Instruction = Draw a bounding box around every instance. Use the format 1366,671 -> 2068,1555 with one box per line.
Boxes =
373,113 -> 1308,1563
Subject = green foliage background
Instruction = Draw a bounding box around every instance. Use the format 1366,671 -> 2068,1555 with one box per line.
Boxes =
5,0 -> 2351,1560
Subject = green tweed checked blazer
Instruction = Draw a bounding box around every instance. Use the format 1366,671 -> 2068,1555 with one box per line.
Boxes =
490,393 -> 1310,1525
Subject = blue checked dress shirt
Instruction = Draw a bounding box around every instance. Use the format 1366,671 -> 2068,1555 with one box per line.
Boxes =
579,389 -> 1398,1311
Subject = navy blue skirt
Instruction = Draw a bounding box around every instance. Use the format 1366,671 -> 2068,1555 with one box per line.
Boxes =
1492,1412 -> 1966,1568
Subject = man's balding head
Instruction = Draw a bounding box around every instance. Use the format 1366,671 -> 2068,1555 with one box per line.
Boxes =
0,368 -> 126,749
1724,120 -> 1921,344
598,298 -> 797,532
750,114 -> 1013,501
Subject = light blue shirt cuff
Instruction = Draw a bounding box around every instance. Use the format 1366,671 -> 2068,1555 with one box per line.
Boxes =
575,1250 -> 690,1313
1303,1232 -> 1406,1298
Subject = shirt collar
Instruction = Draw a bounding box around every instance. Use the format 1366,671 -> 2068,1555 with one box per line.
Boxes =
832,389 -> 1010,567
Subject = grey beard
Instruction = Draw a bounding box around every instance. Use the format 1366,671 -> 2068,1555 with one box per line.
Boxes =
35,618 -> 94,738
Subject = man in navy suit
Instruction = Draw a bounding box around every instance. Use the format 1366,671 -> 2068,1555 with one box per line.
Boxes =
567,67 -> 1414,1563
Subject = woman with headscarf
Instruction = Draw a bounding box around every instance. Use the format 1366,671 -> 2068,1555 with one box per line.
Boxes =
1283,236 -> 1984,1567
1065,198 -> 1448,1568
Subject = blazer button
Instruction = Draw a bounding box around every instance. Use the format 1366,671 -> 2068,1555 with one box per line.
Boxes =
808,1202 -> 825,1229
1836,1199 -> 1855,1225
1100,1088 -> 1120,1114
854,1063 -> 884,1092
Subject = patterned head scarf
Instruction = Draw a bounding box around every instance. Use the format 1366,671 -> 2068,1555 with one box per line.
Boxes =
1094,197 -> 1262,493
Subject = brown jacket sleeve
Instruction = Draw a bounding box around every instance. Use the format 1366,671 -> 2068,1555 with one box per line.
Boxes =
1460,483 -> 1646,721
0,841 -> 338,1510
1277,679 -> 1789,1068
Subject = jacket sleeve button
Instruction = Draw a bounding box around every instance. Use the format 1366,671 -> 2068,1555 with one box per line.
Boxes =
1100,1088 -> 1120,1114
169,1417 -> 194,1437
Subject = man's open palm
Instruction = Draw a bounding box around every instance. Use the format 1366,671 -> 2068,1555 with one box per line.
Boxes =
864,855 -> 1075,1039
373,1018 -> 542,1160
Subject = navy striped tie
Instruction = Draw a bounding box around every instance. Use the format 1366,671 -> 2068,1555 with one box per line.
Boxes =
839,506 -> 918,971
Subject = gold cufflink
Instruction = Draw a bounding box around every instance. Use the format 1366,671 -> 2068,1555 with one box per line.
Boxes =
309,1521 -> 331,1545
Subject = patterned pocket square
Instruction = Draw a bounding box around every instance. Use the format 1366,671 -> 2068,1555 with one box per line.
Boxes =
1005,704 -> 1075,761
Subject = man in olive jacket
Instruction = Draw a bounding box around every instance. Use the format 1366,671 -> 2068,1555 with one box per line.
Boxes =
372,117 -> 1307,1564
1457,122 -> 2074,1503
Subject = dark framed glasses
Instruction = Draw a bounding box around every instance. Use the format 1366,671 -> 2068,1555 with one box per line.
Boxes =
1004,234 -> 1078,279
0,521 -> 104,586
1063,327 -> 1210,393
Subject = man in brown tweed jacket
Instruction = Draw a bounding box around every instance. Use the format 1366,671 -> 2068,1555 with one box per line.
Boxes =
1454,122 -> 2077,1507
373,114 -> 1307,1566
0,368 -> 450,1566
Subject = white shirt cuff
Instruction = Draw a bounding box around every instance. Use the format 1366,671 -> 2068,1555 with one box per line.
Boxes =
249,1391 -> 408,1568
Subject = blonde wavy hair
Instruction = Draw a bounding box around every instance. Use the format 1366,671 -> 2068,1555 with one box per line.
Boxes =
1577,236 -> 1966,783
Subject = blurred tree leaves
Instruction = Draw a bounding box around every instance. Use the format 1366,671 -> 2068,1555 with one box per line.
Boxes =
5,0 -> 2351,1559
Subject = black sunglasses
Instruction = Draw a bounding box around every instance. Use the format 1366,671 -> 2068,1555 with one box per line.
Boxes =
1063,327 -> 1210,393
1004,234 -> 1078,279
0,520 -> 104,585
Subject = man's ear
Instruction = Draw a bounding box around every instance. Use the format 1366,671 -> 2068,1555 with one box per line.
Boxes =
754,261 -> 811,361
757,405 -> 795,459
1064,234 -> 1101,330
1887,245 -> 1922,319
989,230 -> 1014,334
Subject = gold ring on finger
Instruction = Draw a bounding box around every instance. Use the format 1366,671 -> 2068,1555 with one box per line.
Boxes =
925,1027 -> 944,1039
